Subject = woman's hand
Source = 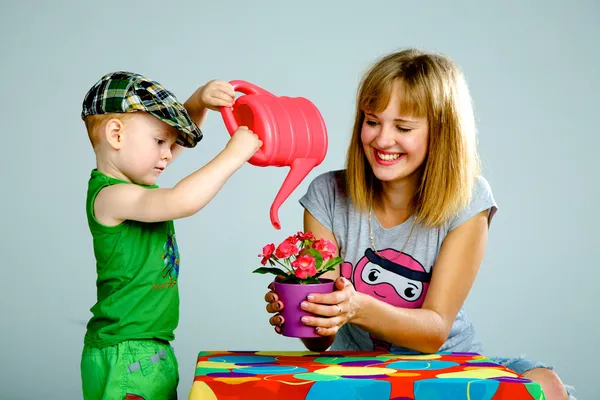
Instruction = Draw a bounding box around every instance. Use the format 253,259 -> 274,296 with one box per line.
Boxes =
299,277 -> 362,336
264,276 -> 361,335
265,277 -> 285,334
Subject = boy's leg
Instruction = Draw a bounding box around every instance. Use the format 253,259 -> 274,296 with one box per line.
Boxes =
81,340 -> 179,400
81,343 -> 124,400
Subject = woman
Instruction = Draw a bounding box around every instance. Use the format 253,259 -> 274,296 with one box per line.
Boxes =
263,49 -> 573,399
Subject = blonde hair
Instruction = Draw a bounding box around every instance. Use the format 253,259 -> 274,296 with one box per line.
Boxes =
346,49 -> 480,227
83,113 -> 134,149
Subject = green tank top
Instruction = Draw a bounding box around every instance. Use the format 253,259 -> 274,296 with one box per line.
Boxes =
84,169 -> 180,348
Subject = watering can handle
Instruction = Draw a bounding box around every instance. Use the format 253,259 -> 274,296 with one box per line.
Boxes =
220,80 -> 271,135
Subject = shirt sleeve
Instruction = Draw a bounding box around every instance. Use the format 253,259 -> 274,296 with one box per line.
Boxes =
298,171 -> 338,231
448,175 -> 498,231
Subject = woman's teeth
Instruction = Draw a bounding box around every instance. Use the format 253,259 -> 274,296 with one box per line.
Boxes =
376,151 -> 402,161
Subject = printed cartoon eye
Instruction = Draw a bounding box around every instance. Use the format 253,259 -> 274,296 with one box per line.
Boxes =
368,269 -> 380,282
404,285 -> 418,299
362,263 -> 385,285
393,277 -> 422,302
361,261 -> 424,302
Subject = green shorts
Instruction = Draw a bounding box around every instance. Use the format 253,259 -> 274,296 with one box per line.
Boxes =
81,339 -> 178,400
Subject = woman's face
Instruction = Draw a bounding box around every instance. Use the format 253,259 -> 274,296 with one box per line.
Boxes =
361,82 -> 429,184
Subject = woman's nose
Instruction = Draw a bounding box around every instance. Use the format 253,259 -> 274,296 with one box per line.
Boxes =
375,124 -> 396,148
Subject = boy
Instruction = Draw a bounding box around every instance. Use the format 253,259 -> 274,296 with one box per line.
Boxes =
79,71 -> 261,399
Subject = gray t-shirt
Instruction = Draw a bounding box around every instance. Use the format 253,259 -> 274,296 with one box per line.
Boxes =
299,170 -> 497,354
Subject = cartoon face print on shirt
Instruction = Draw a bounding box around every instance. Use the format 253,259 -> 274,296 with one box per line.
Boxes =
341,248 -> 431,308
341,248 -> 432,352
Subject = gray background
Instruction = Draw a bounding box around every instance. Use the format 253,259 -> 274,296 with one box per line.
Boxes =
1,0 -> 597,398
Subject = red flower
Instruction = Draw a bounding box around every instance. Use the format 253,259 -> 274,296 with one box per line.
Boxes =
296,231 -> 315,241
258,243 -> 275,265
275,240 -> 299,259
313,238 -> 336,261
291,254 -> 317,279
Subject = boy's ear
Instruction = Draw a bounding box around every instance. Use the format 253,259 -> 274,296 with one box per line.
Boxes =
104,118 -> 125,150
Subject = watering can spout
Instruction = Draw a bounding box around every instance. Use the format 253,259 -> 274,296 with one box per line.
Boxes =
220,79 -> 327,229
269,158 -> 318,230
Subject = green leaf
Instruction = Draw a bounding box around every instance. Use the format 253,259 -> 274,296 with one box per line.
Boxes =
252,267 -> 288,276
315,262 -> 340,274
321,256 -> 343,271
314,269 -> 334,278
313,261 -> 341,278
317,265 -> 335,274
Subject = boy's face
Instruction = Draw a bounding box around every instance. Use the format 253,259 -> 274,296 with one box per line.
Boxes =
116,112 -> 179,186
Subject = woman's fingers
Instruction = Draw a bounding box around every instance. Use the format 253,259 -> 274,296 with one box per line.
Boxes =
301,315 -> 342,329
314,326 -> 340,336
305,290 -> 347,305
300,301 -> 342,317
266,300 -> 284,314
264,291 -> 278,303
269,314 -> 285,326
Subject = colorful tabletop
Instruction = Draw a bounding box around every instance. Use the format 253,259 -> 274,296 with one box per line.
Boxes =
188,350 -> 545,399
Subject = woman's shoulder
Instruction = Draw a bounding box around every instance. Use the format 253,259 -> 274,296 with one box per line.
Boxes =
308,169 -> 347,192
473,175 -> 493,195
447,175 -> 497,231
470,175 -> 495,205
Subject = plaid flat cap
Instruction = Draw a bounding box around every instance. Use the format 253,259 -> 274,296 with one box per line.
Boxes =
81,71 -> 202,147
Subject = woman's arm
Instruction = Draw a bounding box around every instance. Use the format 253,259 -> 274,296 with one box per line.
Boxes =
352,210 -> 490,353
301,209 -> 490,353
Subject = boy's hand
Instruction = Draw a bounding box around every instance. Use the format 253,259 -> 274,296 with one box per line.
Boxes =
197,80 -> 235,111
225,126 -> 263,162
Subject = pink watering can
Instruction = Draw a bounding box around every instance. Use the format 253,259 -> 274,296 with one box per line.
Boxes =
220,80 -> 328,230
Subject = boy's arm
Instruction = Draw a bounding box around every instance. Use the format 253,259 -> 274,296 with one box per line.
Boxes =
183,89 -> 209,131
184,79 -> 235,132
95,127 -> 261,225
171,80 -> 235,162
168,89 -> 206,163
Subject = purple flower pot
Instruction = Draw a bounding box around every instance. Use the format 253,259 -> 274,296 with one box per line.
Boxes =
273,278 -> 335,338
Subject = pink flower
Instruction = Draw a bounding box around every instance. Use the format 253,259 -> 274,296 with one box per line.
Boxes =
291,254 -> 317,279
313,238 -> 336,261
275,240 -> 299,259
258,243 -> 275,265
296,231 -> 315,242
